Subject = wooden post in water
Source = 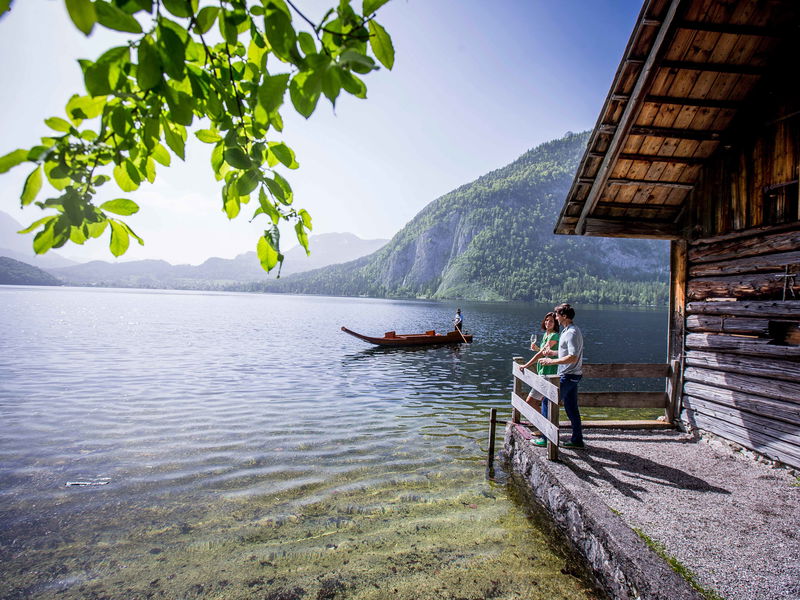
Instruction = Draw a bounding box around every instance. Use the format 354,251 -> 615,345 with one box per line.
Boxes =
486,408 -> 497,470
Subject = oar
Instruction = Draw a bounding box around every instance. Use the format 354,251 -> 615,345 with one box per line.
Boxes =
454,323 -> 469,344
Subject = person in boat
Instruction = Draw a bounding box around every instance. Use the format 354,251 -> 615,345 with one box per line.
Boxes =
519,312 -> 560,446
538,303 -> 584,449
453,308 -> 463,332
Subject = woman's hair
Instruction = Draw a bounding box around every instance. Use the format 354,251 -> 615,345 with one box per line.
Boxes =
554,303 -> 575,320
540,312 -> 560,332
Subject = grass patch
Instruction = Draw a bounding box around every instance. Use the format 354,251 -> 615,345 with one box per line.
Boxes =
633,528 -> 725,600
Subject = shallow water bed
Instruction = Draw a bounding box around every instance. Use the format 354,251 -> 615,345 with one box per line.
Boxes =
0,287 -> 665,598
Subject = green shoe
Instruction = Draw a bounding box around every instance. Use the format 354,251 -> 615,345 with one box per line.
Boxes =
563,441 -> 585,449
532,437 -> 547,447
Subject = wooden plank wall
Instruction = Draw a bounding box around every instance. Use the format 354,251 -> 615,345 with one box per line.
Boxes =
682,226 -> 800,468
686,39 -> 800,236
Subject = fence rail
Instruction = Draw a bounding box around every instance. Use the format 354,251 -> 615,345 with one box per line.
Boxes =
510,358 -> 681,461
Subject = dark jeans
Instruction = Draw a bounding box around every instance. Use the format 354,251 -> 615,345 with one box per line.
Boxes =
539,373 -> 583,444
560,374 -> 583,444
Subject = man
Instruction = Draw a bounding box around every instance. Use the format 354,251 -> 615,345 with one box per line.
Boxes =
453,308 -> 463,332
538,303 -> 584,448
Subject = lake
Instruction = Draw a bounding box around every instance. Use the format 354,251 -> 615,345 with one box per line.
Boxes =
0,286 -> 667,599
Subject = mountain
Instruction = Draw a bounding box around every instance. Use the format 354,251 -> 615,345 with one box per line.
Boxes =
47,232 -> 387,288
0,257 -> 63,286
256,132 -> 670,305
0,210 -> 78,268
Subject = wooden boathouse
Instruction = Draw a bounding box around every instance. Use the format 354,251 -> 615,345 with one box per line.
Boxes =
554,0 -> 800,468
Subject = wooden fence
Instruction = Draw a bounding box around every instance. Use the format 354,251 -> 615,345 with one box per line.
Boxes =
510,359 -> 681,460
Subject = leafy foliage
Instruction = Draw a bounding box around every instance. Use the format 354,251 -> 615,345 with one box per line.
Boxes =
0,0 -> 394,272
256,132 -> 670,305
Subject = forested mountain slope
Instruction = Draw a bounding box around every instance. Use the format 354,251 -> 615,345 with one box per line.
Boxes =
256,132 -> 670,304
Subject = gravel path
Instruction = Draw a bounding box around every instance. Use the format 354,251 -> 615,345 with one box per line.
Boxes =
552,429 -> 800,600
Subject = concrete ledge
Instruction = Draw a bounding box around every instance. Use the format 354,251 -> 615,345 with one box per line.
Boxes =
504,423 -> 702,600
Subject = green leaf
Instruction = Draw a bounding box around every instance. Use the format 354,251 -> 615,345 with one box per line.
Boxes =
151,143 -> 171,166
161,0 -> 194,18
220,11 -> 239,45
298,31 -> 315,55
237,170 -> 261,196
123,222 -> 145,246
0,149 -> 29,174
258,187 -> 281,224
101,198 -> 140,215
273,171 -> 293,203
268,142 -> 298,169
368,20 -> 394,69
164,88 -> 194,126
322,66 -> 341,104
224,147 -> 251,169
162,121 -> 186,160
95,0 -> 143,33
363,0 -> 390,15
45,162 -> 69,191
295,220 -> 310,255
82,60 -> 113,96
340,49 -> 375,73
158,21 -> 186,80
109,219 -> 130,257
339,70 -> 367,98
113,162 -> 139,192
87,220 -> 109,239
44,117 -> 72,133
298,208 -> 312,230
20,165 -> 43,206
137,36 -> 162,90
65,0 -> 97,35
223,181 -> 241,219
66,95 -> 106,121
194,6 -> 219,34
18,215 -> 57,234
211,143 -> 224,178
258,73 -> 290,113
70,225 -> 88,245
257,230 -> 281,272
289,72 -> 320,118
33,221 -> 56,254
263,5 -> 296,61
264,177 -> 285,204
195,129 -> 222,143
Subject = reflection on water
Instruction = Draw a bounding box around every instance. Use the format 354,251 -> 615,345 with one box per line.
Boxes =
0,287 -> 664,599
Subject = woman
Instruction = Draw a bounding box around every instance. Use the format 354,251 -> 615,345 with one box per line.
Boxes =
520,312 -> 559,446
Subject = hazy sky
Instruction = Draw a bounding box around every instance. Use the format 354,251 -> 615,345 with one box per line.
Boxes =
0,0 -> 641,265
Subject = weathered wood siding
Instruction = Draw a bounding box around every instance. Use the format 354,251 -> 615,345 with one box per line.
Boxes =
682,228 -> 800,468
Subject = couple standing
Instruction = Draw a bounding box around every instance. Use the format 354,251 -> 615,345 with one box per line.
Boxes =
520,303 -> 584,449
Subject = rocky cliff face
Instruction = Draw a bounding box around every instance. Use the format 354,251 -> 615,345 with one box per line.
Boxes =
264,132 -> 670,305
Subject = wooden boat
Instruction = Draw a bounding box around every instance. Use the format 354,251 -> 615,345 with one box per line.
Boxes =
341,326 -> 473,347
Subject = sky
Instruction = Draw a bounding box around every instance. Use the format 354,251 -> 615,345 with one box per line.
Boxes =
0,0 -> 642,265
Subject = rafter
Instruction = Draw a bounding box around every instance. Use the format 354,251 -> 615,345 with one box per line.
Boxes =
659,59 -> 765,75
675,20 -> 781,38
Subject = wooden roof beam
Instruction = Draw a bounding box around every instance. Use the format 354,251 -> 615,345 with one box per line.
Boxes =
607,178 -> 695,190
595,201 -> 682,214
599,123 -> 723,141
675,20 -> 781,38
616,153 -> 706,165
582,218 -> 680,239
576,0 -> 684,236
611,93 -> 741,109
659,59 -> 765,75
645,95 -> 741,109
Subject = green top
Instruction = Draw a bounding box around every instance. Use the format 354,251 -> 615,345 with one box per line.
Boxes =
536,331 -> 560,376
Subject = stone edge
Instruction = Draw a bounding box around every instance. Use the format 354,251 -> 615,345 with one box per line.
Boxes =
503,423 -> 703,600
